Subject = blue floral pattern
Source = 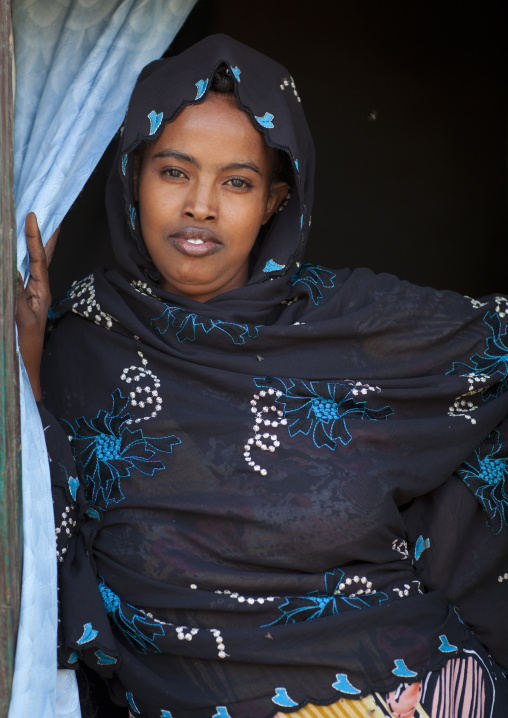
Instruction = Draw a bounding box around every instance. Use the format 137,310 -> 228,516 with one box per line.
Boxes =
99,580 -> 165,654
152,304 -> 259,344
290,263 -> 336,305
263,568 -> 388,627
448,312 -> 508,400
62,389 -> 180,509
457,430 -> 508,534
254,377 -> 393,449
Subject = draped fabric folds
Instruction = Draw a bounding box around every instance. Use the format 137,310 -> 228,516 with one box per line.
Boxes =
10,2 -> 196,716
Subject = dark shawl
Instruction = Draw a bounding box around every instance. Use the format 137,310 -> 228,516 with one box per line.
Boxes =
41,34 -> 508,718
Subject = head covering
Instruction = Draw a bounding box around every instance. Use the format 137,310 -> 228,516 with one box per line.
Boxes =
107,33 -> 314,306
42,34 -> 508,718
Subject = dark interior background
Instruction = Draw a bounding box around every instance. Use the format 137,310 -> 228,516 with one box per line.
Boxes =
50,0 -> 508,299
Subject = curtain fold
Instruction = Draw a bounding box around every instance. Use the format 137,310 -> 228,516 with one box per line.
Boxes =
9,2 -> 197,716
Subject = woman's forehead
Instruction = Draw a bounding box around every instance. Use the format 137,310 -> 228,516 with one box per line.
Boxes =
142,94 -> 273,170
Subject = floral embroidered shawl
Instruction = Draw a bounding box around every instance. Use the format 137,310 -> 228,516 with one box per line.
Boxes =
41,34 -> 508,718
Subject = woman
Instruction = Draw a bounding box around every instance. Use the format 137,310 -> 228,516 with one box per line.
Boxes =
17,34 -> 508,718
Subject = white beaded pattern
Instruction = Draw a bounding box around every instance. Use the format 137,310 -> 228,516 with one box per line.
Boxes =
333,575 -> 376,598
345,380 -> 380,397
280,76 -> 301,102
68,274 -> 116,329
494,296 -> 508,318
214,588 -> 277,606
392,580 -> 422,598
121,351 -> 161,424
466,296 -> 488,309
392,538 -> 410,561
448,373 -> 490,424
244,389 -> 287,476
131,279 -> 159,299
498,572 -> 508,583
55,503 -> 77,563
138,602 -> 229,660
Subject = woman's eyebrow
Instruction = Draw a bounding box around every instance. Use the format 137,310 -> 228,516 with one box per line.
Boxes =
151,149 -> 200,167
219,161 -> 263,177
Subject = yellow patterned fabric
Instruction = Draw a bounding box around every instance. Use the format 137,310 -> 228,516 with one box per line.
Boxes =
275,691 -> 431,718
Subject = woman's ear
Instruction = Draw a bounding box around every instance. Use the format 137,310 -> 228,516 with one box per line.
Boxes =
262,181 -> 289,224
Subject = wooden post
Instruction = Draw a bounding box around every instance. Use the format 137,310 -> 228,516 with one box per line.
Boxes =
0,1 -> 22,716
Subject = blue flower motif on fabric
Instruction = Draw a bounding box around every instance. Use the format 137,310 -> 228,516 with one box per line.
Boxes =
332,674 -> 361,695
447,311 -> 508,400
290,263 -> 336,305
392,660 -> 418,678
230,66 -> 241,82
61,389 -> 180,510
99,580 -> 165,654
255,111 -> 274,128
294,159 -> 299,172
152,304 -> 259,345
160,711 -> 174,718
67,651 -> 78,664
121,153 -> 128,175
263,259 -> 285,273
129,204 -> 136,230
68,475 -> 79,502
213,709 -> 232,718
255,377 -> 393,450
195,78 -> 208,99
147,110 -> 163,135
263,567 -> 388,627
438,635 -> 458,653
414,535 -> 430,561
126,692 -> 140,714
77,622 -> 99,645
272,688 -> 298,708
94,649 -> 117,666
457,429 -> 508,533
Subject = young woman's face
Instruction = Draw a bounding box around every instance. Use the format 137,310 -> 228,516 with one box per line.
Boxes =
137,93 -> 287,302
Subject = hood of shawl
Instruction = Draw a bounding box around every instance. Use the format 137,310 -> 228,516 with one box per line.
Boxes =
105,34 -> 315,308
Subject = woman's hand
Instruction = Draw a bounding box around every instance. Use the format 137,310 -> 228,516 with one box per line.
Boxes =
16,212 -> 60,401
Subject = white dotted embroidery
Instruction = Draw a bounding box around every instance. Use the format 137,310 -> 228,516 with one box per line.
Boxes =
213,588 -> 276,606
137,605 -> 229,660
280,76 -> 301,102
345,380 -> 380,397
55,503 -> 77,563
244,389 -> 286,476
131,279 -> 159,299
466,296 -> 488,309
333,575 -> 376,598
448,373 -> 490,424
121,351 -> 161,424
209,629 -> 228,659
494,296 -> 508,318
392,538 -> 410,561
498,572 -> 508,583
68,274 -> 116,329
277,189 -> 292,213
392,580 -> 422,598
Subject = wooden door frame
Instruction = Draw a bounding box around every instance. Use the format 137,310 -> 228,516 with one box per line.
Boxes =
0,1 -> 22,715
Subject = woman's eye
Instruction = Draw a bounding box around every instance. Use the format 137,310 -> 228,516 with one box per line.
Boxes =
163,168 -> 185,178
227,177 -> 251,189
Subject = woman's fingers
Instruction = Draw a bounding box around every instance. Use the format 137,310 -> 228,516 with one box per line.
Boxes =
24,212 -> 52,311
25,211 -> 48,279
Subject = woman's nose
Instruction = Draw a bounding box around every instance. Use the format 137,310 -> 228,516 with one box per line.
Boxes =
183,181 -> 217,221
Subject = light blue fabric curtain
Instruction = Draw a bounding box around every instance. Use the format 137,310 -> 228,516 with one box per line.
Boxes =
9,2 -> 197,716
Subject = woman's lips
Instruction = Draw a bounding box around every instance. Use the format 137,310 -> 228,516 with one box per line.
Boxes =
169,228 -> 221,257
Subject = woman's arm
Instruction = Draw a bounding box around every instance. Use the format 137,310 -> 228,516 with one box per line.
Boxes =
15,212 -> 59,400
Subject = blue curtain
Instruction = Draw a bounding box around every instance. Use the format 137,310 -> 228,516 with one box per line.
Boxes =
9,2 -> 197,716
